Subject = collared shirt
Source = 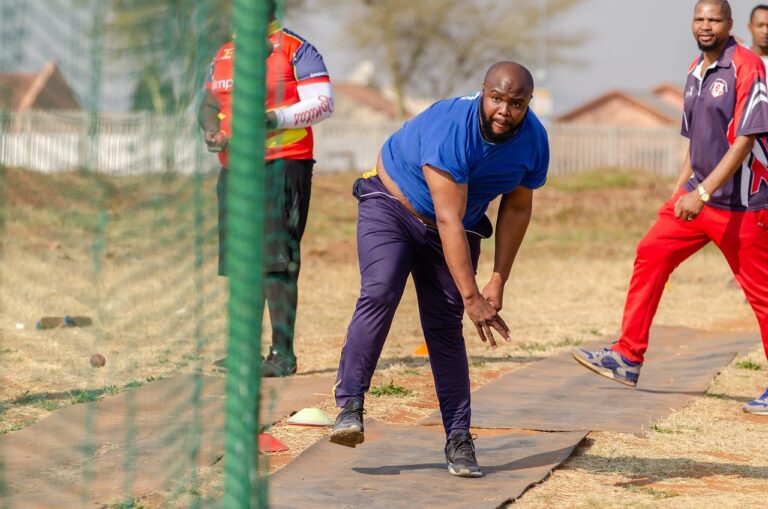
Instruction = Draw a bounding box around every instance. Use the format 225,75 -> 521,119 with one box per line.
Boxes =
682,37 -> 768,210
205,25 -> 330,165
382,93 -> 549,228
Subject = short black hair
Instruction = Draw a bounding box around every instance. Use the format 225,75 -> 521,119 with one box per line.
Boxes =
696,0 -> 732,20
751,4 -> 768,22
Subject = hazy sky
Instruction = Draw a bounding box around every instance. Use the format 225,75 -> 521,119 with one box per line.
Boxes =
289,0 -> 766,115
11,0 -> 764,113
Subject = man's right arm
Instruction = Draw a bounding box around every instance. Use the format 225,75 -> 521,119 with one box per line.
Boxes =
198,90 -> 220,133
423,164 -> 510,347
672,149 -> 693,196
198,90 -> 227,152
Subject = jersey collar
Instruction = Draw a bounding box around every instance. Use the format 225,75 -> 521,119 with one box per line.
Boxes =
690,36 -> 737,75
268,20 -> 282,36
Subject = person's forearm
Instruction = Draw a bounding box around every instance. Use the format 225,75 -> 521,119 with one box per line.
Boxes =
700,135 -> 756,193
198,91 -> 221,133
272,81 -> 334,129
435,218 -> 481,301
673,150 -> 693,192
199,104 -> 220,133
492,205 -> 531,284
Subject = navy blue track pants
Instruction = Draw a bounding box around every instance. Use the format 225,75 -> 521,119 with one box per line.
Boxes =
334,175 -> 487,437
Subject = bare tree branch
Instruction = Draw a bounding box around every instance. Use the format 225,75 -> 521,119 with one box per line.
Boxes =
311,0 -> 586,116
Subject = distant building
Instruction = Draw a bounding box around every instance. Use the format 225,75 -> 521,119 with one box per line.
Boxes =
333,82 -> 407,123
332,82 -> 432,123
555,83 -> 683,128
0,61 -> 80,113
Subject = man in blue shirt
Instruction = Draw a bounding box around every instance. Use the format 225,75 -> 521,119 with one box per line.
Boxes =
329,62 -> 550,477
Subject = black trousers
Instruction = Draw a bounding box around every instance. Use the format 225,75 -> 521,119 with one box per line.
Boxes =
217,158 -> 314,357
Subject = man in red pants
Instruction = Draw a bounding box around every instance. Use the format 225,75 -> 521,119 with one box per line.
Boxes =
573,0 -> 768,416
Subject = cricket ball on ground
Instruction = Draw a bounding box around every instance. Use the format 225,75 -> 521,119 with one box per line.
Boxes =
90,353 -> 106,368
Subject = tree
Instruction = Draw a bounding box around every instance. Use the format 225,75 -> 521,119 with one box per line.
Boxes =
105,0 -> 233,113
130,66 -> 176,113
106,0 -> 308,113
314,0 -> 585,118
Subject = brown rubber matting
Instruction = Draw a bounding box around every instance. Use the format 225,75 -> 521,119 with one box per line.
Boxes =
0,374 -> 333,508
421,326 -> 757,434
269,421 -> 587,509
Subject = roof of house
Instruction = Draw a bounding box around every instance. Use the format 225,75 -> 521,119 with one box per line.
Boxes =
0,73 -> 36,110
555,86 -> 683,125
0,62 -> 80,111
652,82 -> 684,98
334,83 -> 407,119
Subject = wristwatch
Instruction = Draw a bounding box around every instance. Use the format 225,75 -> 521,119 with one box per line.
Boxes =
697,183 -> 710,203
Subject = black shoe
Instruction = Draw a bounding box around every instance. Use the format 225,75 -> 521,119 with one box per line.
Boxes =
212,356 -> 260,372
261,351 -> 297,377
329,397 -> 365,448
212,357 -> 228,371
445,431 -> 483,477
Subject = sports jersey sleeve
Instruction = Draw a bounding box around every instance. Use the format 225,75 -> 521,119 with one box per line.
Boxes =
681,59 -> 699,139
418,110 -> 470,183
292,42 -> 330,84
734,54 -> 768,137
519,131 -> 550,189
272,81 -> 334,128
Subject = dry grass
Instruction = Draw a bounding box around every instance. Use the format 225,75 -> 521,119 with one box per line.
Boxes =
2,166 -> 766,507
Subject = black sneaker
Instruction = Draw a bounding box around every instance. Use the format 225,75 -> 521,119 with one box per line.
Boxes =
329,397 -> 365,447
212,357 -> 228,371
445,431 -> 483,478
214,353 -> 296,376
261,351 -> 297,377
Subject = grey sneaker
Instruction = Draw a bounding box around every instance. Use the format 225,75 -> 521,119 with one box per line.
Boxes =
445,431 -> 483,478
743,388 -> 768,415
329,397 -> 365,447
572,347 -> 641,387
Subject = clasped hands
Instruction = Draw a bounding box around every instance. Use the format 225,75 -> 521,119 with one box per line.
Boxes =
464,278 -> 510,349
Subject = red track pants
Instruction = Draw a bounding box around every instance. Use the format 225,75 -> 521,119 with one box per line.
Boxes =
611,189 -> 768,363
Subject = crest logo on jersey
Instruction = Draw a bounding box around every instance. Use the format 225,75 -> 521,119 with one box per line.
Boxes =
685,85 -> 695,98
222,48 -> 234,60
710,79 -> 727,98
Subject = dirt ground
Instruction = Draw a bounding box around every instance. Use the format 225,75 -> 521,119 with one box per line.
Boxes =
1,167 -> 766,508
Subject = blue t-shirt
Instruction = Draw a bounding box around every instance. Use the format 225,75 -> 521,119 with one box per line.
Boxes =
381,92 -> 550,228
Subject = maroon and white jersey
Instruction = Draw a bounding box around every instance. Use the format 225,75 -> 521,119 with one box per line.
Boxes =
682,37 -> 768,210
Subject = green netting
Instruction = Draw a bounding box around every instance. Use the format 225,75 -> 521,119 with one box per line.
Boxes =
0,1 -> 278,507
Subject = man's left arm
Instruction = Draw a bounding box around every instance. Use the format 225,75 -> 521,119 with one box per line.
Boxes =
268,81 -> 334,128
676,53 -> 768,219
268,40 -> 333,129
482,186 -> 533,310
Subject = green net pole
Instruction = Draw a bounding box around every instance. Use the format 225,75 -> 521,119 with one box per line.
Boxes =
223,0 -> 269,507
82,1 -> 106,505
